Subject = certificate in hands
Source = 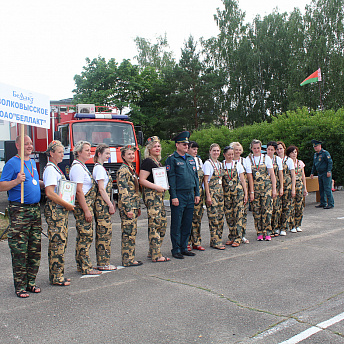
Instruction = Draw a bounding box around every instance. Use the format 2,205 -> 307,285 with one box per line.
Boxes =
152,167 -> 169,190
57,179 -> 77,205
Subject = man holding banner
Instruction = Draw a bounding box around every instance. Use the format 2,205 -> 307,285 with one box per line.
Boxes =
0,135 -> 42,298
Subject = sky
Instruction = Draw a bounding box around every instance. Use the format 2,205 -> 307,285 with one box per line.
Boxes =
1,0 -> 311,101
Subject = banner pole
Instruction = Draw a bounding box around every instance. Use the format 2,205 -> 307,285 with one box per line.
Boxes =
20,124 -> 25,203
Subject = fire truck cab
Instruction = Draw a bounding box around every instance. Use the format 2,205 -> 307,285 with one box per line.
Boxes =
9,103 -> 142,199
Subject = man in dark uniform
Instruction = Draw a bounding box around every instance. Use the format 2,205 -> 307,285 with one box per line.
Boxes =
165,131 -> 200,259
310,139 -> 334,209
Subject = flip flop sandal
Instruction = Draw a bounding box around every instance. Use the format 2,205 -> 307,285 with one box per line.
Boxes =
83,269 -> 102,275
152,256 -> 171,263
16,290 -> 30,298
126,261 -> 143,267
231,242 -> 240,247
26,286 -> 41,293
97,265 -> 117,271
52,278 -> 71,286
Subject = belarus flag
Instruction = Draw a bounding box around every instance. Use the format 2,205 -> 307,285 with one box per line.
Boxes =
300,68 -> 322,86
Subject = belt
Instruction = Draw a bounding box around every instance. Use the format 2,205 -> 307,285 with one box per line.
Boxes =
9,201 -> 39,207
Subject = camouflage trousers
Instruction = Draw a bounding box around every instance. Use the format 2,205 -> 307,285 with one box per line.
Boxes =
73,202 -> 94,274
280,183 -> 293,231
94,197 -> 113,267
7,202 -> 42,292
271,195 -> 282,234
120,208 -> 139,266
143,188 -> 167,261
189,190 -> 204,246
290,185 -> 304,229
44,201 -> 69,284
224,191 -> 245,244
206,193 -> 224,247
252,188 -> 273,236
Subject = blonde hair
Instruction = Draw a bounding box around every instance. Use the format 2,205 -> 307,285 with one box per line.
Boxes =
73,140 -> 91,158
144,140 -> 161,160
46,140 -> 63,156
209,143 -> 220,152
230,141 -> 243,153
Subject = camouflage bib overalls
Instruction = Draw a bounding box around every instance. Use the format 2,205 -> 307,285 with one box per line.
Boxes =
239,157 -> 249,238
280,157 -> 293,232
290,160 -> 304,229
205,160 -> 224,248
117,164 -> 141,266
271,156 -> 282,235
44,163 -> 69,284
189,157 -> 204,246
249,155 -> 273,236
142,159 -> 167,261
94,164 -> 113,267
223,161 -> 245,244
72,161 -> 97,274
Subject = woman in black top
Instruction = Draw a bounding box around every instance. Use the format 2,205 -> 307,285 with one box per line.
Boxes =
139,136 -> 170,262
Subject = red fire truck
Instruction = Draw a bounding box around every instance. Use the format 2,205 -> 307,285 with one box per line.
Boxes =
9,102 -> 143,198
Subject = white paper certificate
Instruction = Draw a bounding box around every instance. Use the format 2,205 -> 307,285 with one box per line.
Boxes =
57,180 -> 77,205
152,167 -> 169,190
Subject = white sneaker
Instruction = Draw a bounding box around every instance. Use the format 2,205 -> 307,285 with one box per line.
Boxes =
296,227 -> 302,232
280,230 -> 287,236
242,237 -> 250,244
274,229 -> 280,235
290,228 -> 297,233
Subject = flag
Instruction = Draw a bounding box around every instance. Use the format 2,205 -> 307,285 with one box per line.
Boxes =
300,68 -> 322,86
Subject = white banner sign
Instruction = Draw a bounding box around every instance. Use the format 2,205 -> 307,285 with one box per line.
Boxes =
0,82 -> 50,129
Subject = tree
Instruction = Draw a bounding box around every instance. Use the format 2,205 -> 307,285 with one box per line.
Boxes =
73,56 -> 118,106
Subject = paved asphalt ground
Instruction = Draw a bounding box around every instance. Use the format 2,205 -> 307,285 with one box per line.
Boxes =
0,191 -> 343,344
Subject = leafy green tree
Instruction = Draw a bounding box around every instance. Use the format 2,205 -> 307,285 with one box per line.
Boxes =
73,56 -> 118,106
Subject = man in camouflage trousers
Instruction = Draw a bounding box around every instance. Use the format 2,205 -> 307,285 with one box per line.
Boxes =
0,135 -> 42,298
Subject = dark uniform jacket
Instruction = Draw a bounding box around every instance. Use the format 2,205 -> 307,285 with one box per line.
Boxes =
311,149 -> 333,175
165,151 -> 200,199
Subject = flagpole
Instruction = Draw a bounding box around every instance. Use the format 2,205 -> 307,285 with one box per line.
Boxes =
318,79 -> 323,110
20,124 -> 25,203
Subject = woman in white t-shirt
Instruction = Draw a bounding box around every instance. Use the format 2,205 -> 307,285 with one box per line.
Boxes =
246,139 -> 277,241
276,141 -> 296,236
93,144 -> 116,271
203,143 -> 225,249
222,146 -> 248,247
286,145 -> 308,233
43,140 -> 74,286
69,141 -> 100,275
231,141 -> 250,244
266,141 -> 284,236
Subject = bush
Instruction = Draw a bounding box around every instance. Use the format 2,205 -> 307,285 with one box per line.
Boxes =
188,107 -> 344,185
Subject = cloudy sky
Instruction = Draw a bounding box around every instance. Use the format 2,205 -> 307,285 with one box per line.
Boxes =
1,0 -> 310,100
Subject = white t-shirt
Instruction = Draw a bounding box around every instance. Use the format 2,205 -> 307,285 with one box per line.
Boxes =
93,164 -> 109,187
203,159 -> 222,183
43,164 -> 63,193
245,154 -> 273,174
69,162 -> 92,194
194,156 -> 203,171
271,156 -> 283,170
281,156 -> 295,170
234,157 -> 249,172
223,161 -> 244,175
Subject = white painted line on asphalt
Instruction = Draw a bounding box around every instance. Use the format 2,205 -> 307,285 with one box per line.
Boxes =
279,311 -> 344,344
336,217 -> 344,219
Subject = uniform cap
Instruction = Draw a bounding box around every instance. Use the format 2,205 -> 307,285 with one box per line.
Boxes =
311,139 -> 322,147
173,131 -> 190,143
